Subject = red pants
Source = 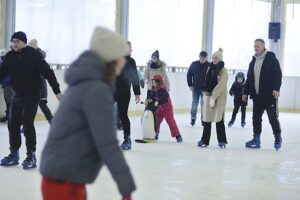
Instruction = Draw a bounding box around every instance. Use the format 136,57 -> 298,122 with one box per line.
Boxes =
156,102 -> 180,137
42,176 -> 86,200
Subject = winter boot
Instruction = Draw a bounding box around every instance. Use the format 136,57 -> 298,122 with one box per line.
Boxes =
241,121 -> 246,128
176,135 -> 183,143
120,137 -> 132,150
218,142 -> 226,149
190,119 -> 195,126
22,152 -> 37,169
155,133 -> 159,140
274,135 -> 282,151
197,140 -> 208,148
228,121 -> 234,127
0,149 -> 19,166
245,134 -> 261,148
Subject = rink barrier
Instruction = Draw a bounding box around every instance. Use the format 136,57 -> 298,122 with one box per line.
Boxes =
49,64 -> 248,75
33,108 -> 300,121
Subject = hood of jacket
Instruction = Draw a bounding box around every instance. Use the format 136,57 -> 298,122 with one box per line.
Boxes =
147,59 -> 166,69
235,72 -> 245,84
65,51 -> 107,86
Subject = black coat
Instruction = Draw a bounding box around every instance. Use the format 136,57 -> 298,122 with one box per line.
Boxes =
187,61 -> 209,90
243,51 -> 282,99
229,83 -> 247,107
0,46 -> 60,97
115,56 -> 140,96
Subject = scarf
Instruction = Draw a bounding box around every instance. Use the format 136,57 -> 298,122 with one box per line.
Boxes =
205,61 -> 225,93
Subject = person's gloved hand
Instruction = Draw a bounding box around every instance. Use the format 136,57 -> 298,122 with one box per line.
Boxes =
140,79 -> 145,88
154,101 -> 159,107
209,98 -> 215,108
122,194 -> 132,200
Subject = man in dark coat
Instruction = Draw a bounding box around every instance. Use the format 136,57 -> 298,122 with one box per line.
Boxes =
0,31 -> 62,169
115,41 -> 141,150
243,38 -> 282,150
187,51 -> 210,126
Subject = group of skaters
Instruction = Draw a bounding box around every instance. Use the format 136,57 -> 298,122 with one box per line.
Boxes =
0,27 -> 282,200
187,39 -> 282,150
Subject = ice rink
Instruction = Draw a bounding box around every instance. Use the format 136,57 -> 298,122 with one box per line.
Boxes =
0,112 -> 299,200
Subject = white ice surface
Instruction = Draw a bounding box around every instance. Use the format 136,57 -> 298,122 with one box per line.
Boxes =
0,112 -> 299,200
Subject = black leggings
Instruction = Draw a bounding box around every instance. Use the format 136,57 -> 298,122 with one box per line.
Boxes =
115,91 -> 131,138
201,119 -> 227,145
230,105 -> 246,123
39,100 -> 53,123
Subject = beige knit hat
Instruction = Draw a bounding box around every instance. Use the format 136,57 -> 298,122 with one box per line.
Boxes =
28,39 -> 38,49
212,48 -> 223,61
89,27 -> 129,63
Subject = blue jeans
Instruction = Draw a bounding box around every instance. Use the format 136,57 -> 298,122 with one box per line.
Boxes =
191,90 -> 204,121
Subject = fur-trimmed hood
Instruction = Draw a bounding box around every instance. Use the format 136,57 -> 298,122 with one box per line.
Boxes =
147,59 -> 166,69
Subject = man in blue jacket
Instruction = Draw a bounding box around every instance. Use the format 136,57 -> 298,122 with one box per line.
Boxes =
242,39 -> 282,150
187,51 -> 209,126
0,31 -> 62,169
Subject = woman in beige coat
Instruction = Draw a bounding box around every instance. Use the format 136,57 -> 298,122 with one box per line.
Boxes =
144,50 -> 170,98
197,48 -> 228,148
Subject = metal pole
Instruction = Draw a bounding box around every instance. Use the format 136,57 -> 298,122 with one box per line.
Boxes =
115,0 -> 129,39
5,0 -> 15,48
270,0 -> 284,67
202,0 -> 215,60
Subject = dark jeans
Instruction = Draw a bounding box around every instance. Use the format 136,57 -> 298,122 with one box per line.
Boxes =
201,119 -> 227,145
115,91 -> 131,138
39,99 -> 53,123
252,97 -> 281,137
8,94 -> 40,153
191,90 -> 203,121
3,86 -> 13,117
230,105 -> 246,123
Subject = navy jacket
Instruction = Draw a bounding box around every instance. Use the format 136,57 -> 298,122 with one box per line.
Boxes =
0,56 -> 10,88
150,86 -> 169,105
0,46 -> 60,97
187,61 -> 209,90
229,83 -> 247,107
115,56 -> 140,96
243,51 -> 282,99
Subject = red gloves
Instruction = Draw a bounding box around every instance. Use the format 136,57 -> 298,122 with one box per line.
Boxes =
122,194 -> 132,200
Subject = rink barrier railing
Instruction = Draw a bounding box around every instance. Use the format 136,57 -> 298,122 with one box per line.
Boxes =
49,64 -> 248,75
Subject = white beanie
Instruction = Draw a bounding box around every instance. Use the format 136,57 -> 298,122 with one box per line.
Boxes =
28,39 -> 38,49
90,27 -> 129,63
212,48 -> 223,61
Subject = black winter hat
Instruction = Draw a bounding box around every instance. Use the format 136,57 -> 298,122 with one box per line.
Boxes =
199,51 -> 208,57
151,50 -> 159,59
11,31 -> 27,44
236,72 -> 245,79
235,72 -> 245,83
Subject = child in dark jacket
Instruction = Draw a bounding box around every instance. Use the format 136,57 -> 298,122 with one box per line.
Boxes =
149,74 -> 183,143
228,72 -> 247,127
